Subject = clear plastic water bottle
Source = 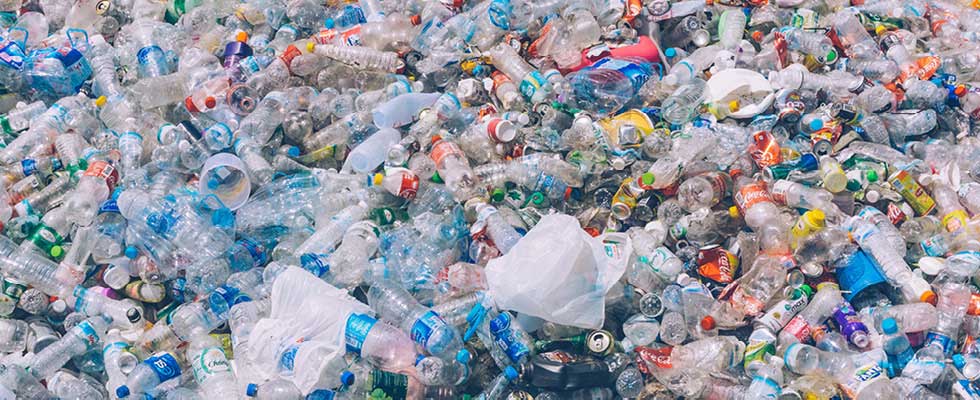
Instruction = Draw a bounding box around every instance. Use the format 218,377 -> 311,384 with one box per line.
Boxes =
367,280 -> 462,359
28,314 -> 111,379
186,333 -> 238,398
116,350 -> 186,398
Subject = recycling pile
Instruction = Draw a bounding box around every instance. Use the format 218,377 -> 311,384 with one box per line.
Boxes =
5,0 -> 980,398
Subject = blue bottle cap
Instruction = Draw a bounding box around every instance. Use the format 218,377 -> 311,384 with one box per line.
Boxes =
881,318 -> 898,334
116,386 -> 131,398
287,145 -> 300,157
954,354 -> 966,369
504,366 -> 519,381
664,48 -> 677,58
341,370 -> 355,386
809,119 -> 823,131
125,246 -> 139,259
246,383 -> 259,397
212,208 -> 235,229
456,349 -> 471,364
324,18 -> 335,29
797,153 -> 819,171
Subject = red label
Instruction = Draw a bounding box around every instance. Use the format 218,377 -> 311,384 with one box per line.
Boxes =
783,315 -> 812,342
398,173 -> 420,200
734,182 -> 773,215
429,141 -> 462,166
83,160 -> 119,192
280,45 -> 302,74
750,131 -> 782,168
635,346 -> 673,369
887,202 -> 907,225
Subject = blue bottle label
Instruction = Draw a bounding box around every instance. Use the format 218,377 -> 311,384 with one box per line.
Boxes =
345,313 -> 377,355
593,58 -> 653,91
278,344 -> 299,375
20,159 -> 36,176
519,70 -> 546,100
339,5 -> 366,27
75,320 -> 101,349
51,47 -> 93,94
489,313 -> 529,363
411,311 -> 445,348
238,237 -> 267,266
926,332 -> 956,356
0,40 -> 26,70
488,0 -> 513,29
146,352 -> 182,382
300,253 -> 330,277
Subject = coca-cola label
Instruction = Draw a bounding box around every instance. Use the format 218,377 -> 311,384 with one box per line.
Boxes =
734,182 -> 773,216
635,345 -> 673,369
782,315 -> 812,343
429,141 -> 462,166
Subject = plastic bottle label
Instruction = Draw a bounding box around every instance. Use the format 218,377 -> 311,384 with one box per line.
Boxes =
756,295 -> 808,331
236,237 -> 267,266
299,253 -> 330,277
733,182 -> 774,215
0,40 -> 25,70
782,315 -> 812,343
345,313 -> 377,355
743,340 -> 775,369
411,311 -> 445,348
489,313 -> 530,363
953,380 -> 980,400
925,332 -> 956,356
146,352 -> 182,382
83,160 -> 120,192
372,370 -> 409,399
75,320 -> 101,349
192,346 -> 230,383
429,141 -> 463,166
518,71 -> 546,100
841,363 -> 886,398
487,0 -> 512,29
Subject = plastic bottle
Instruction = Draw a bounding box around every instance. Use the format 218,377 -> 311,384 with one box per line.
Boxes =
28,315 -> 111,379
116,351 -> 186,398
367,280 -> 462,359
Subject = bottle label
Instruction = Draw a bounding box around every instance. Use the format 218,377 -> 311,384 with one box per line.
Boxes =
489,312 -> 530,363
372,370 -> 409,399
782,315 -> 812,343
841,363 -> 886,399
83,160 -> 120,192
0,40 -> 26,70
832,301 -> 869,343
299,253 -> 330,277
396,173 -> 420,200
925,332 -> 956,356
410,311 -> 446,348
146,352 -> 182,383
635,346 -> 673,369
743,340 -> 775,370
887,343 -> 914,373
942,209 -> 968,232
236,237 -> 267,267
733,182 -> 773,216
192,346 -> 230,383
278,344 -> 299,375
518,70 -> 546,100
76,320 -> 101,349
756,295 -> 808,331
345,313 -> 377,355
429,141 -> 463,166
919,234 -> 948,257
279,45 -> 302,74
953,380 -> 980,400
488,0 -> 512,29
888,170 -> 936,215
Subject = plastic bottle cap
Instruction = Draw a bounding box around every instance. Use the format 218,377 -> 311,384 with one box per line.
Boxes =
955,85 -> 968,97
50,246 -> 63,258
798,284 -> 813,298
307,42 -> 315,53
808,119 -> 823,131
324,18 -> 335,29
490,188 -> 505,202
125,246 -> 139,259
236,31 -> 248,42
205,96 -> 217,109
246,383 -> 259,397
371,173 -> 384,186
504,366 -> 519,381
875,25 -> 887,35
341,371 -> 355,386
845,179 -> 861,192
640,172 -> 655,186
116,386 -> 131,398
95,96 -> 107,107
728,100 -> 739,112
824,50 -> 838,64
728,206 -> 740,218
881,318 -> 898,334
751,31 -> 763,42
664,47 -> 677,58
700,316 -> 715,331
808,209 -> 825,224
866,169 -> 878,182
921,290 -> 937,305
954,354 -> 967,369
287,146 -> 300,157
126,308 -> 142,323
456,348 -> 471,363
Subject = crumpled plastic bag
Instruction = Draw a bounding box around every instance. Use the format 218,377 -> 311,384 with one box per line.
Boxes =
486,214 -> 630,329
246,267 -> 371,394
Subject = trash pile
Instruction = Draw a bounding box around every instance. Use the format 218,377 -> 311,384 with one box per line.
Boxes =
3,0 -> 980,398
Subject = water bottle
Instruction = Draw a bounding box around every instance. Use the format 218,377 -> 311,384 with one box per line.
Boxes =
186,334 -> 238,398
28,315 -> 111,378
115,351 -> 186,398
367,280 -> 462,359
718,9 -> 747,49
295,202 -> 369,256
882,317 -> 915,377
245,378 -> 302,399
68,285 -> 144,328
103,328 -> 138,397
661,78 -> 707,125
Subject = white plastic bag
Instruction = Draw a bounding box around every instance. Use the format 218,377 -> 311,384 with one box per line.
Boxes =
485,214 -> 630,329
246,267 -> 371,394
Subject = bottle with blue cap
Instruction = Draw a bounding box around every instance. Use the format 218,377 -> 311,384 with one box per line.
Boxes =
881,317 -> 914,377
246,377 -> 302,399
27,314 -> 112,379
115,350 -> 186,398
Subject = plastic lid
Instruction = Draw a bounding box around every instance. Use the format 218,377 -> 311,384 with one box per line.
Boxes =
184,97 -> 199,113
307,41 -> 315,53
728,206 -> 740,218
126,308 -> 142,323
341,371 -> 355,386
751,31 -> 763,42
845,179 -> 862,192
824,49 -> 838,64
504,366 -> 519,381
236,31 -> 248,42
875,25 -> 887,35
881,317 -> 898,334
808,209 -> 825,224
640,172 -> 655,186
955,85 -> 968,97
116,386 -> 131,398
246,383 -> 258,397
95,96 -> 107,107
490,188 -> 505,202
371,173 -> 384,186
287,146 -> 300,157
954,354 -> 966,369
125,246 -> 139,259
324,18 -> 335,29
456,348 -> 471,363
700,315 -> 715,331
921,290 -> 937,305
808,119 -> 823,131
204,96 -> 217,109
798,284 -> 813,298
664,47 -> 677,58
866,169 -> 878,182
50,246 -> 63,258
